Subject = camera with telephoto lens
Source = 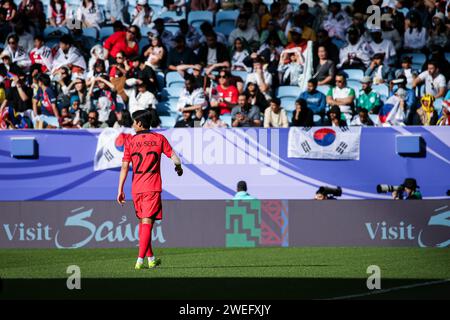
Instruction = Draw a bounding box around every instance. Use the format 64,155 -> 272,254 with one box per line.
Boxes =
318,186 -> 342,198
376,184 -> 404,193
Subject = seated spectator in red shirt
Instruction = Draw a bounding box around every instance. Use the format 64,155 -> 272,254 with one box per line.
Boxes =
211,70 -> 238,115
104,25 -> 140,60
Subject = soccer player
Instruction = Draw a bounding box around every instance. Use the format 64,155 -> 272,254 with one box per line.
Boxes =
117,110 -> 183,270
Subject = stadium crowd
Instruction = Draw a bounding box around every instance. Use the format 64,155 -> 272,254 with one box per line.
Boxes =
0,0 -> 449,129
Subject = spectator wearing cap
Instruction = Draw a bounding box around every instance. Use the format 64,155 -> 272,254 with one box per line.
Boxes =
326,74 -> 356,123
264,98 -> 289,128
412,94 -> 438,126
357,76 -> 381,114
394,56 -> 419,88
245,56 -> 273,99
203,107 -> 228,128
291,98 -> 314,127
298,78 -> 327,119
392,178 -> 422,200
233,180 -> 256,200
322,2 -> 352,41
231,93 -> 261,127
284,27 -> 307,53
324,105 -> 347,127
413,61 -> 447,99
364,53 -> 393,85
167,36 -> 198,72
366,28 -> 396,66
124,79 -> 157,115
388,75 -> 417,121
350,107 -> 375,127
228,14 -> 259,47
338,27 -> 370,69
104,25 -> 140,60
428,12 -> 449,49
404,13 -> 428,51
381,13 -> 402,51
198,32 -> 230,73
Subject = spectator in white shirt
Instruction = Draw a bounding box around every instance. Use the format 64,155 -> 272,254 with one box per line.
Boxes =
413,61 -> 447,99
404,13 -> 427,51
264,98 -> 289,128
176,74 -> 207,115
228,14 -> 260,47
76,0 -> 103,30
125,80 -> 158,115
366,28 -> 396,66
245,56 -> 272,99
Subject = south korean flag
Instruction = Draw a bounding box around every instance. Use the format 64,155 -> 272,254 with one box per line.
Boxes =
288,126 -> 362,160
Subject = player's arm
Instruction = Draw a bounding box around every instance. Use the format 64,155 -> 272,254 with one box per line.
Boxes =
171,151 -> 183,176
117,161 -> 130,205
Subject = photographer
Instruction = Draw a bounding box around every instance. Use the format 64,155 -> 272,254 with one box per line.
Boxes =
392,178 -> 422,200
315,186 -> 341,200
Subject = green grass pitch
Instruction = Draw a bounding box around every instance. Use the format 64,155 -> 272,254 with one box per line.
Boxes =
1,247 -> 449,299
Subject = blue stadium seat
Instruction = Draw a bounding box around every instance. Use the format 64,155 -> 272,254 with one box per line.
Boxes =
342,69 -> 364,81
158,10 -> 186,22
372,84 -> 389,98
150,4 -> 164,16
279,97 -> 297,112
148,0 -> 164,5
162,86 -> 182,100
188,11 -> 214,30
166,71 -> 185,88
160,115 -> 176,128
221,114 -> 232,127
276,86 -> 302,99
214,25 -> 235,38
165,23 -> 180,36
231,70 -> 248,83
83,27 -> 98,40
317,85 -> 330,96
262,0 -> 274,6
215,10 -> 239,28
139,38 -> 149,54
347,80 -> 361,97
434,98 -> 444,116
100,26 -> 114,41
401,53 -> 426,70
44,26 -> 69,39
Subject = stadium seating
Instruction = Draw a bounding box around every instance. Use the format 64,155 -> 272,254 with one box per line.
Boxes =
165,71 -> 185,88
158,10 -> 186,22
214,25 -> 235,38
346,80 -> 361,96
44,26 -> 69,40
99,26 -> 114,42
215,10 -> 239,28
160,115 -> 176,128
231,70 -> 248,83
222,114 -> 232,127
276,86 -> 302,112
188,11 -> 214,30
401,53 -> 426,70
434,98 -> 444,115
342,69 -> 364,81
165,23 -> 181,36
83,28 -> 98,40
372,84 -> 389,98
317,85 -> 330,96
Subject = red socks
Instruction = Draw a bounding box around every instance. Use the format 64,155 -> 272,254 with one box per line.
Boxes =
138,223 -> 152,259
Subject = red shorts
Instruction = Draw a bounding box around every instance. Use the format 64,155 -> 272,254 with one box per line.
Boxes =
132,191 -> 162,220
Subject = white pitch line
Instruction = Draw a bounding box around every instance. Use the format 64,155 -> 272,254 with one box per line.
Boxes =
324,278 -> 450,300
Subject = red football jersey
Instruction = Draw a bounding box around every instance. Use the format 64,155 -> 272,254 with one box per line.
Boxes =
122,130 -> 173,194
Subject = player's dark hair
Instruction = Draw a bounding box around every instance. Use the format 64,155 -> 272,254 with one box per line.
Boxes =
132,110 -> 152,129
237,181 -> 247,192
